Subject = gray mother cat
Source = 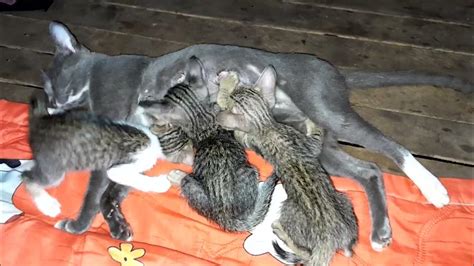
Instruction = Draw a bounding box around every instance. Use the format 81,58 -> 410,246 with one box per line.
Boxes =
43,21 -> 467,245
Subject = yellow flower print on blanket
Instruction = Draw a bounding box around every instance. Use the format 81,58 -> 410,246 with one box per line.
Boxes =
108,243 -> 146,266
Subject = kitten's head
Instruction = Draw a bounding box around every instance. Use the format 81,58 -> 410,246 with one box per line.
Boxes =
216,65 -> 277,133
140,56 -> 214,136
42,21 -> 91,111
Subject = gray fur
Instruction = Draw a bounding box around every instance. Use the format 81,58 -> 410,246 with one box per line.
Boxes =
216,68 -> 358,265
43,21 -> 463,244
140,60 -> 277,231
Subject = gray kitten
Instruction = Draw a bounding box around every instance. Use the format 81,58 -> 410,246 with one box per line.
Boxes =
141,56 -> 278,232
217,67 -> 358,265
23,94 -> 171,221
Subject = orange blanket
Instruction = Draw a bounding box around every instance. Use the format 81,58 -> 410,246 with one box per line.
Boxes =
0,99 -> 472,266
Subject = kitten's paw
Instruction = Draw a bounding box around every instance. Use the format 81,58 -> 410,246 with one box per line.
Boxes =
370,216 -> 392,252
167,170 -> 187,185
34,194 -> 61,217
149,175 -> 172,193
54,219 -> 88,234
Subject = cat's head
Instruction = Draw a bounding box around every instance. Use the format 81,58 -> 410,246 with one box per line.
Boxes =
139,56 -> 213,134
216,65 -> 277,133
42,22 -> 91,112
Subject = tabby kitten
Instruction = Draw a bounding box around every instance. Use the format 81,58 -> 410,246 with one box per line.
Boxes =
140,56 -> 278,232
216,67 -> 358,266
23,94 -> 171,218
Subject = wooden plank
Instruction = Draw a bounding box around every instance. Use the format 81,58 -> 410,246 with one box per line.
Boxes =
0,14 -> 186,56
106,0 -> 474,53
341,145 -> 473,179
283,0 -> 474,26
350,86 -> 474,124
0,47 -> 50,87
5,7 -> 473,81
353,106 -> 474,164
0,82 -> 43,103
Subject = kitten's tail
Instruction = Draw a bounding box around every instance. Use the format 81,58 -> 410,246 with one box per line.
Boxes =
272,241 -> 302,264
239,172 -> 279,231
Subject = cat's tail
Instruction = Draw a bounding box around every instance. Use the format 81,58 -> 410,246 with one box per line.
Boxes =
340,70 -> 473,94
272,241 -> 303,264
306,245 -> 334,266
272,236 -> 334,266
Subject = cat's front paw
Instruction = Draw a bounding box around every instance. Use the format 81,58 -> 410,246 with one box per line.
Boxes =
55,219 -> 88,234
371,216 -> 392,252
149,175 -> 172,193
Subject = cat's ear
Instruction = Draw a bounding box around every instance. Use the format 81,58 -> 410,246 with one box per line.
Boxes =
185,56 -> 206,86
139,100 -> 187,126
254,65 -> 277,108
216,111 -> 252,132
49,21 -> 81,54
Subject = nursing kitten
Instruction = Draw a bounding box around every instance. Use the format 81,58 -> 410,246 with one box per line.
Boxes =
23,94 -> 171,218
217,67 -> 358,265
141,56 -> 278,232
151,123 -> 194,185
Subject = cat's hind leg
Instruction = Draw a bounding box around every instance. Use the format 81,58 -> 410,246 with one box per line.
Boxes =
327,107 -> 449,208
106,164 -> 171,193
320,134 -> 390,251
180,174 -> 212,216
22,166 -> 63,217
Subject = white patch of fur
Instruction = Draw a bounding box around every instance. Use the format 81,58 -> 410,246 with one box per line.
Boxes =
132,125 -> 166,171
50,23 -> 76,53
26,183 -> 61,217
47,107 -> 63,115
401,151 -> 449,207
371,241 -> 386,252
65,81 -> 89,106
244,183 -> 295,263
106,125 -> 171,193
107,167 -> 171,193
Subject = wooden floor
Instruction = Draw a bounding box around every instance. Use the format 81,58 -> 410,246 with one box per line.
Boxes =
0,0 -> 472,178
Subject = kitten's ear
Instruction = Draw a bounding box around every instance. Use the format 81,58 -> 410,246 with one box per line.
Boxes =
139,100 -> 186,126
254,66 -> 277,108
185,56 -> 206,86
49,21 -> 81,54
216,111 -> 252,132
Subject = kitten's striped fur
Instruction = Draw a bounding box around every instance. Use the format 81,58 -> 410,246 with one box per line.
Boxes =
217,67 -> 358,265
140,59 -> 278,232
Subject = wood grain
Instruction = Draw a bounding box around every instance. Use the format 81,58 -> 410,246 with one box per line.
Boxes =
283,0 -> 474,26
107,0 -> 474,53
